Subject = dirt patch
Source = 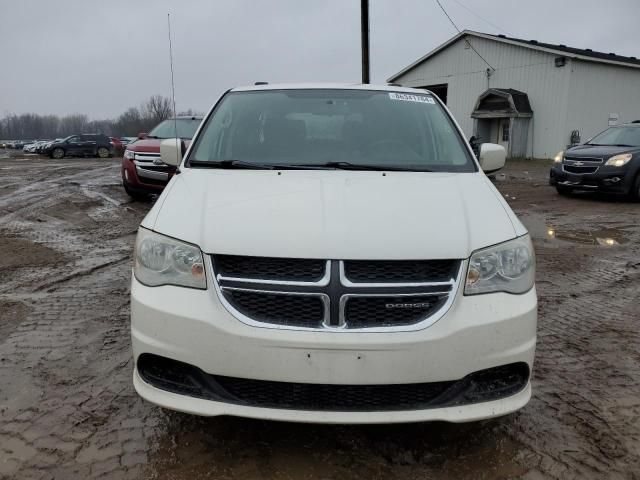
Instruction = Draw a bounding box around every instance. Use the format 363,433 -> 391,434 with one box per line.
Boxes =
0,235 -> 66,269
0,301 -> 31,340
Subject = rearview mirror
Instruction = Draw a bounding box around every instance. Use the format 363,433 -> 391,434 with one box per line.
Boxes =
138,132 -> 148,140
479,143 -> 506,173
160,138 -> 184,167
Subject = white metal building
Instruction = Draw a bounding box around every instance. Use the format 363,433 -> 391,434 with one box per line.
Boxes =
388,31 -> 640,159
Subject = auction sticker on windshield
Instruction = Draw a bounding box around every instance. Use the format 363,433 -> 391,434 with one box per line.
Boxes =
388,92 -> 436,104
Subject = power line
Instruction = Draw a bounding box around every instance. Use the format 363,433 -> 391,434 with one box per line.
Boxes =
434,0 -> 495,71
448,0 -> 511,36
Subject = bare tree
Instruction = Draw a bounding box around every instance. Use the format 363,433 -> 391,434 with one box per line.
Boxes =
142,95 -> 173,124
0,95 -> 200,140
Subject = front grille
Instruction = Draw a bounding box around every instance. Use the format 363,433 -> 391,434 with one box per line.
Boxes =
564,155 -> 603,163
563,165 -> 599,174
344,294 -> 448,328
214,255 -> 326,282
343,260 -> 457,283
138,354 -> 530,411
214,257 -> 461,331
223,289 -> 325,328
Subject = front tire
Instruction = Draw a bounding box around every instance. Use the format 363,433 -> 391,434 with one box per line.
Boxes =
51,148 -> 65,159
556,186 -> 573,196
629,174 -> 640,202
123,182 -> 149,201
97,147 -> 109,159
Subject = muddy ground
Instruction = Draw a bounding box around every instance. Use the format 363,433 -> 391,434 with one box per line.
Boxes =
0,155 -> 638,480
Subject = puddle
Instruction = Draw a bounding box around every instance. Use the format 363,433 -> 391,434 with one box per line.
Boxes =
522,214 -> 630,247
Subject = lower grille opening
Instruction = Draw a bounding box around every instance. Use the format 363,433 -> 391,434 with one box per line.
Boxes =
137,354 -> 530,412
563,165 -> 598,174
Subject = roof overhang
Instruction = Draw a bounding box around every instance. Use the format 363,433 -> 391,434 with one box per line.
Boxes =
387,30 -> 640,83
471,88 -> 533,119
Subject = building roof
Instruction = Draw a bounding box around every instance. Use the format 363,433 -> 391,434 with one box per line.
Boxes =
388,30 -> 640,82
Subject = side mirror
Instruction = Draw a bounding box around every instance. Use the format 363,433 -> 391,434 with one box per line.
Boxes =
160,138 -> 184,166
479,143 -> 506,173
138,132 -> 148,140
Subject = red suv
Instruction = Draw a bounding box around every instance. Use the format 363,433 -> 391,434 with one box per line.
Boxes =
121,116 -> 202,200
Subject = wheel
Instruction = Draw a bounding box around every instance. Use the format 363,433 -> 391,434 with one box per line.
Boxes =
51,147 -> 65,159
97,147 -> 109,159
123,182 -> 149,201
629,174 -> 640,202
556,186 -> 573,196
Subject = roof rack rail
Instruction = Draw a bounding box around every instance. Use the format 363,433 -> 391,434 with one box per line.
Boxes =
254,81 -> 269,85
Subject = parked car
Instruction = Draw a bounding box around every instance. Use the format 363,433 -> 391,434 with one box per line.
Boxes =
550,122 -> 640,200
44,134 -> 114,159
130,84 -> 537,424
23,141 -> 44,153
121,116 -> 202,199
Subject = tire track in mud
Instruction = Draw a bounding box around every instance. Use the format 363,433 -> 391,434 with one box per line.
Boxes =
0,158 -> 152,479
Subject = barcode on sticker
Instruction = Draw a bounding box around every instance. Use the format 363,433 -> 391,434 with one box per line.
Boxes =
388,92 -> 436,104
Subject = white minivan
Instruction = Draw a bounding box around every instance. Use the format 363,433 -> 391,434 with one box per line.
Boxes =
131,84 -> 537,424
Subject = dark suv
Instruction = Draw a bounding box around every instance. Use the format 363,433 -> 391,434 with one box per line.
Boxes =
550,122 -> 640,200
45,134 -> 114,159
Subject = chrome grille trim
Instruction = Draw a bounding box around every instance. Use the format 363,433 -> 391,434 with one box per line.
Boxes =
217,260 -> 331,287
212,257 -> 463,332
133,152 -> 162,160
135,166 -> 169,181
564,155 -> 603,163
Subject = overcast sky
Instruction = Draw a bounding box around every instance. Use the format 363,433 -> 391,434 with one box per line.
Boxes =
1,0 -> 638,119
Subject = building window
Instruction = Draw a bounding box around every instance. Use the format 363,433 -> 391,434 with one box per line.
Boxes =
502,123 -> 509,142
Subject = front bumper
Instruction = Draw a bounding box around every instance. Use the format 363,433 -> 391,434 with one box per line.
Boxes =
121,157 -> 171,193
549,164 -> 634,194
131,263 -> 537,423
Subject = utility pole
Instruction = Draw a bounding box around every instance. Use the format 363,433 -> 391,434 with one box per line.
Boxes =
361,0 -> 370,84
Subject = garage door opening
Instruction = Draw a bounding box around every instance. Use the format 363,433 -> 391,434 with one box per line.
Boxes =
418,84 -> 448,104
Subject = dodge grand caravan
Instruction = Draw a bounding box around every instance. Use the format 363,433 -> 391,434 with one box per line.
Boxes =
131,84 -> 537,423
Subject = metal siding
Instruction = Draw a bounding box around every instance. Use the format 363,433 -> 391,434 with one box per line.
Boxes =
565,60 -> 640,142
394,36 -> 573,158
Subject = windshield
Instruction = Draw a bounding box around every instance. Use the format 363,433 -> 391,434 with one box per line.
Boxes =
188,89 -> 475,172
588,126 -> 640,147
148,118 -> 202,139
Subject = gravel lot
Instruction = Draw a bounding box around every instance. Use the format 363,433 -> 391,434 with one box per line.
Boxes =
0,155 -> 639,479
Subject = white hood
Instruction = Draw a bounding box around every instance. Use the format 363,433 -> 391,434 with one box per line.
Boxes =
144,169 -> 521,260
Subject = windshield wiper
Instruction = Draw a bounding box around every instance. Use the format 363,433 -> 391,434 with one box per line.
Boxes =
587,143 -> 635,147
189,160 -> 275,169
300,161 -> 430,172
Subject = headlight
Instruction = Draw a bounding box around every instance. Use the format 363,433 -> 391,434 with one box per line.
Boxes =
553,151 -> 564,163
134,228 -> 206,289
605,153 -> 632,167
465,235 -> 535,295
123,149 -> 135,160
